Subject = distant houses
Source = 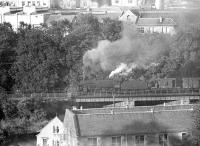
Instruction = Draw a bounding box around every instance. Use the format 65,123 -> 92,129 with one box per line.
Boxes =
119,9 -> 177,35
0,6 -> 50,30
136,17 -> 176,34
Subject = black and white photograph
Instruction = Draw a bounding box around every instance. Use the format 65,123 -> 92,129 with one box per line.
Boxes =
0,0 -> 200,146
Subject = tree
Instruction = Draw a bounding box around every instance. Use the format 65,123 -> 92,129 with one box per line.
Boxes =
0,23 -> 17,91
11,28 -> 65,92
101,18 -> 122,41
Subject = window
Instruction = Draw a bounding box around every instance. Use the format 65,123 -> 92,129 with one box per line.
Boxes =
112,136 -> 121,146
53,126 -> 59,133
22,1 -> 25,6
53,126 -> 56,133
56,126 -> 59,133
172,80 -> 176,88
137,27 -> 144,33
128,0 -> 133,3
135,135 -> 145,146
115,0 -> 119,3
159,134 -> 168,146
88,137 -> 97,146
43,139 -> 48,146
57,141 -> 59,146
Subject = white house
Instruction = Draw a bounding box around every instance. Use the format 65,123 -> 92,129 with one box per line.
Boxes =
118,9 -> 139,23
0,6 -> 50,30
62,0 -> 111,9
111,0 -> 141,7
36,116 -> 64,146
0,0 -> 52,8
136,17 -> 176,35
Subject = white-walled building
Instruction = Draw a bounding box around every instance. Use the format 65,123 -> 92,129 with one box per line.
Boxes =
136,17 -> 176,34
119,9 -> 176,35
63,106 -> 193,146
0,0 -> 52,7
119,9 -> 139,22
111,0 -> 141,7
62,0 -> 111,9
0,6 -> 50,30
36,116 -> 64,146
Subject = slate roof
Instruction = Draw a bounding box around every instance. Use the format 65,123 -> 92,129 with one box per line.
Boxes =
136,17 -> 176,26
74,108 -> 193,137
69,105 -> 192,137
139,10 -> 179,18
73,104 -> 193,115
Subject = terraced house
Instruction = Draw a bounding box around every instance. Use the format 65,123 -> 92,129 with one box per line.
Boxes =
63,105 -> 193,146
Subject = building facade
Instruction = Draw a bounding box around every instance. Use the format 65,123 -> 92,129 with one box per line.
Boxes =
0,0 -> 52,7
36,116 -> 64,146
136,17 -> 176,35
63,106 -> 193,146
61,0 -> 111,9
0,6 -> 50,30
119,9 -> 176,35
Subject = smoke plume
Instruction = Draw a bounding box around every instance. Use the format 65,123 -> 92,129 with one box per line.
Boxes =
83,25 -> 170,77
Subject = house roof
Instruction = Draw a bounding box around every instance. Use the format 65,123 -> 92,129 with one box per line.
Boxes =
74,104 -> 193,115
139,10 -> 179,18
130,9 -> 140,16
74,108 -> 193,137
37,116 -> 63,135
136,18 -> 176,26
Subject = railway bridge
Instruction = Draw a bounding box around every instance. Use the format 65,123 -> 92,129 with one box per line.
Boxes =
8,88 -> 200,104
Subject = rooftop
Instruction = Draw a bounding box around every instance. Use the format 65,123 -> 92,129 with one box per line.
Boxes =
73,104 -> 193,115
136,17 -> 176,26
70,106 -> 193,136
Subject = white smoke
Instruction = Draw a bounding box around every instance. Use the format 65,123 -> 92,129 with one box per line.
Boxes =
109,63 -> 137,78
83,24 -> 170,78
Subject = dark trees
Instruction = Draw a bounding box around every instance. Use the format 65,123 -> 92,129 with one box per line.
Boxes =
0,23 -> 17,91
12,28 -> 65,92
